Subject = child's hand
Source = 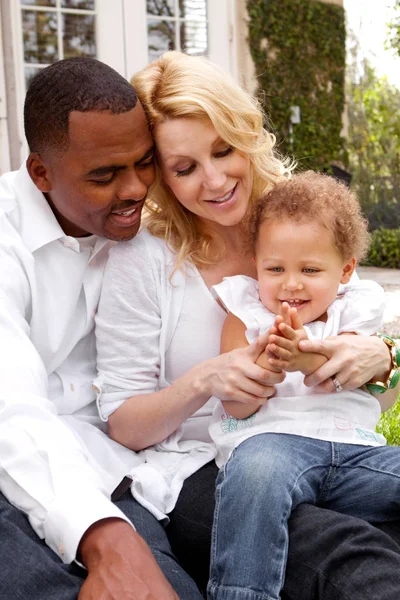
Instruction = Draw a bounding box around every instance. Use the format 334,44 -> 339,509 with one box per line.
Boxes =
266,303 -> 310,373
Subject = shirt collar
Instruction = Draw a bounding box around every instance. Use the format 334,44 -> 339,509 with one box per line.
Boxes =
14,163 -> 114,258
15,162 -> 65,253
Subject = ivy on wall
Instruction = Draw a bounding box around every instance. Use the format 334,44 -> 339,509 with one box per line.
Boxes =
247,0 -> 346,171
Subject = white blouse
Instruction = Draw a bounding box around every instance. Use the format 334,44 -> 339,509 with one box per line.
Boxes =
95,231 -> 224,519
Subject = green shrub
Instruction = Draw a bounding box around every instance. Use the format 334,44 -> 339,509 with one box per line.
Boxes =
364,227 -> 400,269
247,0 -> 346,171
377,397 -> 400,446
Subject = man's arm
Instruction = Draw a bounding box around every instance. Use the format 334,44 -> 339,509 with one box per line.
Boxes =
0,227 -> 180,598
0,310 -> 133,560
78,519 -> 178,599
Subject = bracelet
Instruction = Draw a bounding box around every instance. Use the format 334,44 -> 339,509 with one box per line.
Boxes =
366,333 -> 400,395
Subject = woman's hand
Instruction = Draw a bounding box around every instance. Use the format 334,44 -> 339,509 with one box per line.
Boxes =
201,329 -> 285,406
215,313 -> 286,420
299,334 -> 391,392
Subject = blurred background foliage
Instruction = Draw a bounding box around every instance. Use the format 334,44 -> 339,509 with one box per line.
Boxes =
246,0 -> 400,267
247,0 -> 346,171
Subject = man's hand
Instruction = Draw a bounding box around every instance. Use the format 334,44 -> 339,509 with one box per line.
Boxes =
266,303 -> 327,375
78,518 -> 179,600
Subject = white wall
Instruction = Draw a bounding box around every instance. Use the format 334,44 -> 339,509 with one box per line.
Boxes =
0,3 -> 11,174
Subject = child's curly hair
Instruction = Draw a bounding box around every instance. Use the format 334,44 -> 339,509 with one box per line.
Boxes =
250,171 -> 370,262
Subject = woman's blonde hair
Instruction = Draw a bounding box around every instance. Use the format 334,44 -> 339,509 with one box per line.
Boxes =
131,51 -> 291,268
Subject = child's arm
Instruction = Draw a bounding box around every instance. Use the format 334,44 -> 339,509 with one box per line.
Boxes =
220,312 -> 282,419
267,303 -> 357,376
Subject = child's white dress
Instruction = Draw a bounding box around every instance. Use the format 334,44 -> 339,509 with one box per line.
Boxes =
209,276 -> 386,467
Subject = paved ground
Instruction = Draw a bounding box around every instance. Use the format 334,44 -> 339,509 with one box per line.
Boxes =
358,266 -> 400,336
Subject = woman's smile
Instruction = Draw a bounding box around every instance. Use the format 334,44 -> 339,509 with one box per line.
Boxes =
205,183 -> 238,205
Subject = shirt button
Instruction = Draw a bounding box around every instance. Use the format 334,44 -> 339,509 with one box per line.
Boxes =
92,384 -> 100,393
58,543 -> 64,556
70,383 -> 75,392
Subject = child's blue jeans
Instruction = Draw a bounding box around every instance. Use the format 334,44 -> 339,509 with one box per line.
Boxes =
207,433 -> 400,600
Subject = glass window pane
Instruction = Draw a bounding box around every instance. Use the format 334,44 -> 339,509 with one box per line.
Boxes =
62,13 -> 96,59
148,19 -> 176,62
61,0 -> 95,9
22,10 -> 58,64
181,20 -> 207,55
179,0 -> 207,20
21,1 -> 56,6
147,0 -> 176,17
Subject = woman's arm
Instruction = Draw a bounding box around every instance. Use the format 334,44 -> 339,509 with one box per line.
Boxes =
295,278 -> 398,411
299,335 -> 398,412
96,236 -> 283,452
108,334 -> 282,450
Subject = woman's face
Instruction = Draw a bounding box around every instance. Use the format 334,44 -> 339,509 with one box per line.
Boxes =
155,118 -> 253,228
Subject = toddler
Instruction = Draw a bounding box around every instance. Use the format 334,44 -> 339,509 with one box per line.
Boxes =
207,171 -> 400,600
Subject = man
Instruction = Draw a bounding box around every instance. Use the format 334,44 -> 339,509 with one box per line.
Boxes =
0,56 -> 194,600
2,56 -> 400,600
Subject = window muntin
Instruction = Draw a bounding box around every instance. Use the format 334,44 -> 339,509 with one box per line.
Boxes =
20,0 -> 96,89
146,0 -> 207,62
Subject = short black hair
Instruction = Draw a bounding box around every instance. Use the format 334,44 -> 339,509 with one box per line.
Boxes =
24,57 -> 138,155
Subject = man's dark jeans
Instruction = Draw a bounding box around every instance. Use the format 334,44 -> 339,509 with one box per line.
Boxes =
169,462 -> 400,600
2,461 -> 400,599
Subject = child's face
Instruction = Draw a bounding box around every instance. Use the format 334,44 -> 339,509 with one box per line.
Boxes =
254,218 -> 356,324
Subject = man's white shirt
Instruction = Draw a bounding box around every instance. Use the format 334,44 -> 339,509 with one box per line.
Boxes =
0,164 -> 142,563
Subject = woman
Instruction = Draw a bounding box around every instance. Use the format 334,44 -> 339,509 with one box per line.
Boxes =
95,51 -> 400,598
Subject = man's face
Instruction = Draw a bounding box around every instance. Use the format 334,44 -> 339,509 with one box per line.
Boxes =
29,102 -> 155,240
